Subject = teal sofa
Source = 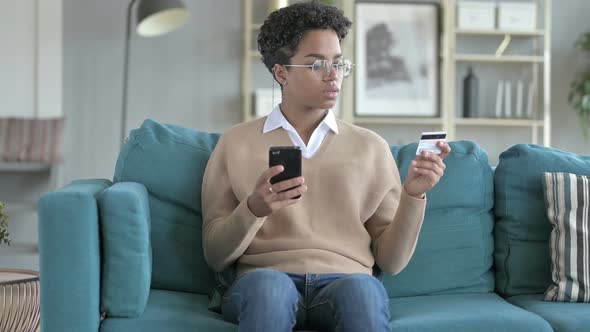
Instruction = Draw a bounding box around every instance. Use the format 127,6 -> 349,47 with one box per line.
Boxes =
38,119 -> 590,332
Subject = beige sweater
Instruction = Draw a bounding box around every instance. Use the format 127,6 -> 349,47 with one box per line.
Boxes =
201,117 -> 426,276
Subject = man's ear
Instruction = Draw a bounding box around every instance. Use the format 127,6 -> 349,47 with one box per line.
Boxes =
273,64 -> 287,85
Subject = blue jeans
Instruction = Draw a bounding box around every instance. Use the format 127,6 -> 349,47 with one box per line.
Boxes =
221,268 -> 391,332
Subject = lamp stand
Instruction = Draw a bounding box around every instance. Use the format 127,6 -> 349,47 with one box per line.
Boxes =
121,0 -> 139,145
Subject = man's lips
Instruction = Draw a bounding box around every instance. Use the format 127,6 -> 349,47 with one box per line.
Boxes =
324,87 -> 340,98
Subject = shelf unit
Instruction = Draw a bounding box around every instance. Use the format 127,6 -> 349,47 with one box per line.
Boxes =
456,29 -> 545,36
0,162 -> 51,172
242,0 -> 551,147
454,54 -> 544,63
441,0 -> 551,145
242,0 -> 256,123
0,162 -> 56,210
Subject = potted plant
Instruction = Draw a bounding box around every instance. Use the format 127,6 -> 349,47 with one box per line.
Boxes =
569,31 -> 590,138
0,201 -> 10,246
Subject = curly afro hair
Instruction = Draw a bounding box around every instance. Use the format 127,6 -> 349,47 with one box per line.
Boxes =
257,1 -> 352,74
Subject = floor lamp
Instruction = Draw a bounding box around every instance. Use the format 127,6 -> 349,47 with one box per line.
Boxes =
121,0 -> 190,144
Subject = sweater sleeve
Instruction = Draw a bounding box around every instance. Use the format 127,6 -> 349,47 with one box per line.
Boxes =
365,141 -> 427,275
201,135 -> 266,272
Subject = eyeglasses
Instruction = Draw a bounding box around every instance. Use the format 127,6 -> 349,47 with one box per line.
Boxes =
283,59 -> 354,79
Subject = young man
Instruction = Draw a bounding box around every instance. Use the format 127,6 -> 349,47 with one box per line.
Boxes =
202,2 -> 450,331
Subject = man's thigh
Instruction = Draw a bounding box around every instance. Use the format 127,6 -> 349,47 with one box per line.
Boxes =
306,273 -> 390,331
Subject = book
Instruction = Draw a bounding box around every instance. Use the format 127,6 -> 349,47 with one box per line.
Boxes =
504,81 -> 512,118
495,80 -> 504,118
526,81 -> 535,118
516,80 -> 524,118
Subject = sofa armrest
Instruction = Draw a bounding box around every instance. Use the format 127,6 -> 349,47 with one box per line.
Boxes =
38,179 -> 112,332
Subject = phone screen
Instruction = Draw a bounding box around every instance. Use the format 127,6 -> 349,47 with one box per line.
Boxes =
269,146 -> 302,198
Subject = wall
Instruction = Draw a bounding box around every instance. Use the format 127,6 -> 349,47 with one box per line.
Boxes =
59,0 -> 242,185
0,0 -> 62,270
60,0 -> 590,182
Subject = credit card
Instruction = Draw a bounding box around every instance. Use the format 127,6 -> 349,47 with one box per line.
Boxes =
416,131 -> 447,155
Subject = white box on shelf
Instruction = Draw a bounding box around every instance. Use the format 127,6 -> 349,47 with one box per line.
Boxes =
457,1 -> 496,30
498,2 -> 537,31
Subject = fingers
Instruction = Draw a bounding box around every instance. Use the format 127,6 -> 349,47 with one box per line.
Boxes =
411,159 -> 443,177
258,165 -> 284,186
250,166 -> 306,217
436,141 -> 451,159
271,176 -> 305,193
411,167 -> 441,185
274,184 -> 308,201
416,151 -> 446,172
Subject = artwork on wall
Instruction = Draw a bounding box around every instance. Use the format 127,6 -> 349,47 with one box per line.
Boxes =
355,2 -> 440,117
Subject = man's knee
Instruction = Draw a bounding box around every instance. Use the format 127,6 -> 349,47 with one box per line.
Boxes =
238,269 -> 298,303
337,274 -> 388,305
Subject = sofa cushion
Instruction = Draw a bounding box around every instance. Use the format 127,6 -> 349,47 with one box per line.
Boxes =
507,294 -> 590,332
494,144 -> 590,297
113,119 -> 221,295
543,172 -> 590,303
100,290 -> 236,332
385,141 -> 495,297
390,292 -> 552,331
98,182 -> 151,317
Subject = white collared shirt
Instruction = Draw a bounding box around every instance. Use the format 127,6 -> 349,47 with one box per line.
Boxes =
263,105 -> 339,159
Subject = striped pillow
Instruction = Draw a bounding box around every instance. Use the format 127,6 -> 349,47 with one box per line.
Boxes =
543,172 -> 590,303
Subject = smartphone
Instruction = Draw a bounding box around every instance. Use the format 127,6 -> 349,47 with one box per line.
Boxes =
269,146 -> 302,199
416,131 -> 447,155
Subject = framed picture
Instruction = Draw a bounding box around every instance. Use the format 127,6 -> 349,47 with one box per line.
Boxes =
355,2 -> 440,117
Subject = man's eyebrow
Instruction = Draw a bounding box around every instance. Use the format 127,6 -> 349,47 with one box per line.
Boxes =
304,53 -> 343,59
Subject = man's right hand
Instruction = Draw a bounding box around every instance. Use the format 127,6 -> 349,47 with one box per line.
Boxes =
247,165 -> 308,217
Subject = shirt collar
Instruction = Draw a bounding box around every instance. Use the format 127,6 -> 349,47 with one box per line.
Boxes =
263,104 -> 339,134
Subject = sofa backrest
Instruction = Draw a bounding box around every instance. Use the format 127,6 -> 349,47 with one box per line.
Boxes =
385,141 -> 495,297
494,144 -> 590,297
114,120 -> 497,297
113,119 -> 220,295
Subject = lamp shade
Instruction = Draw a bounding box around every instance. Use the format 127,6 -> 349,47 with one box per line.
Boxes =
136,0 -> 190,37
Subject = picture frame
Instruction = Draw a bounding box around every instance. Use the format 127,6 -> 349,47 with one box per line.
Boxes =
354,1 -> 440,117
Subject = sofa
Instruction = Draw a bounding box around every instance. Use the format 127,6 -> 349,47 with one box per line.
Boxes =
38,119 -> 590,332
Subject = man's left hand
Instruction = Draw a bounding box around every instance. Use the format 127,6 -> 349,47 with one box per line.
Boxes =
404,141 -> 451,199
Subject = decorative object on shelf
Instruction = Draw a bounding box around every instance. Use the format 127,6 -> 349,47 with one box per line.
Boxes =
568,31 -> 590,138
121,0 -> 190,144
355,2 -> 439,117
0,118 -> 64,163
0,201 -> 10,246
0,269 -> 40,331
254,88 -> 282,118
494,79 -> 534,119
462,67 -> 478,118
498,2 -> 537,31
457,1 -> 496,30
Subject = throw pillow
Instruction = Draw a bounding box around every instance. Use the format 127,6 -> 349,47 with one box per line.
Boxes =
543,172 -> 590,303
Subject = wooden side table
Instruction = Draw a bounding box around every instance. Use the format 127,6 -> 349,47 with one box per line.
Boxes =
0,269 -> 40,332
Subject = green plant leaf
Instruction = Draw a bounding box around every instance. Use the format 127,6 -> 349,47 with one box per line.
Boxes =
0,201 -> 10,246
576,32 -> 590,51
